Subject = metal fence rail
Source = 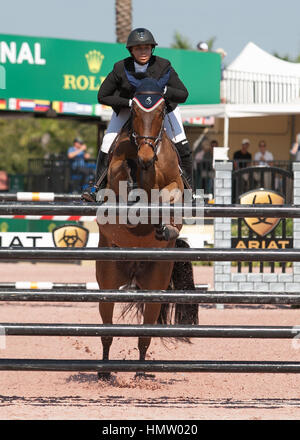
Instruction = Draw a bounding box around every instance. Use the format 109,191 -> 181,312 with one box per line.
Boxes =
0,247 -> 300,262
0,359 -> 300,373
0,201 -> 299,218
1,323 -> 299,338
0,289 -> 298,304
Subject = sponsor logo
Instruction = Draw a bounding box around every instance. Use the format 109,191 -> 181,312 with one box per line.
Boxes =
232,188 -> 292,249
85,50 -> 104,73
52,225 -> 89,248
63,50 -> 106,92
239,189 -> 284,237
0,41 -> 46,65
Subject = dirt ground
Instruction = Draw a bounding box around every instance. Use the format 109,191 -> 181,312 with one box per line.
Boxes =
1,262 -> 300,420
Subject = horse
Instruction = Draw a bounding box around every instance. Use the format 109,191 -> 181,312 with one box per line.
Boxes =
96,76 -> 198,380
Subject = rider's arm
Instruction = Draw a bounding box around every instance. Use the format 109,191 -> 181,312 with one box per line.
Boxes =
164,67 -> 189,104
98,68 -> 131,108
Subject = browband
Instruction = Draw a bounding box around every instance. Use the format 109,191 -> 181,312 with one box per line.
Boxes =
135,91 -> 163,96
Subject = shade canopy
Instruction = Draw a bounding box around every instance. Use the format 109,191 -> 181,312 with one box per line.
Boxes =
228,42 -> 300,77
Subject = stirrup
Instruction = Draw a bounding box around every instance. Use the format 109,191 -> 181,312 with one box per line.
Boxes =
81,183 -> 98,202
81,169 -> 108,202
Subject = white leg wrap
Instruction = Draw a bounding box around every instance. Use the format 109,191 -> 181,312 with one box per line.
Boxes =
100,108 -> 131,153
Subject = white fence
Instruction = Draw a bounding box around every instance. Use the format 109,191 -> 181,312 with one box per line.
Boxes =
223,69 -> 300,104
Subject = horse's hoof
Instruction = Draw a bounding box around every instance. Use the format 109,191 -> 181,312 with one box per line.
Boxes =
97,372 -> 112,381
155,224 -> 179,241
135,372 -> 155,380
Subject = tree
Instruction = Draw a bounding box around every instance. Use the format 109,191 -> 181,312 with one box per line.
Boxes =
171,31 -> 193,50
273,52 -> 300,63
171,31 -> 216,51
0,118 -> 98,174
115,0 -> 132,43
206,36 -> 216,51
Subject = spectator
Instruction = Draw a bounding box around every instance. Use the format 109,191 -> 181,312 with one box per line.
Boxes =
290,133 -> 300,161
233,139 -> 252,170
254,140 -> 274,166
197,41 -> 209,52
68,137 -> 92,192
0,171 -> 8,191
194,139 -> 216,193
203,140 -> 217,194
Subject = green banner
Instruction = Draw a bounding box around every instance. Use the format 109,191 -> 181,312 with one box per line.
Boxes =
0,33 -> 220,112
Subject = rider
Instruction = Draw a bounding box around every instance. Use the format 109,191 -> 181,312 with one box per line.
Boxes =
82,28 -> 193,202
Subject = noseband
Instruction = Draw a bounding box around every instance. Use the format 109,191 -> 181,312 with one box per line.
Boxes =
130,91 -> 166,163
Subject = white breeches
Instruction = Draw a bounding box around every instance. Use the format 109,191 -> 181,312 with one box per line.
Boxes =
100,107 -> 186,153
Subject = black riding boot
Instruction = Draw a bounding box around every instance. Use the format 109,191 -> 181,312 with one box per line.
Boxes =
174,140 -> 193,189
81,151 -> 109,202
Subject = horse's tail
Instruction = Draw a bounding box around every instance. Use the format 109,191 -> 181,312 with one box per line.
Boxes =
157,238 -> 199,344
120,238 -> 198,344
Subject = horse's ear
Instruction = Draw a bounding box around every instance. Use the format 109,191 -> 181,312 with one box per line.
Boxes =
157,69 -> 170,90
124,68 -> 141,88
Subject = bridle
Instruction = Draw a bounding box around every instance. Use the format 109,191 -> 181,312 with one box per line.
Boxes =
130,91 -> 166,163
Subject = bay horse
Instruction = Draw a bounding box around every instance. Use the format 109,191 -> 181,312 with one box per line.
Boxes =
96,76 -> 197,380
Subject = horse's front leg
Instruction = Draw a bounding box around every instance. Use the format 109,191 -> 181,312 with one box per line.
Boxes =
96,232 -> 130,381
155,182 -> 182,241
136,302 -> 161,379
98,299 -> 115,381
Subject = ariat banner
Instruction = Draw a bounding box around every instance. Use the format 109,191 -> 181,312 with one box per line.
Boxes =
52,225 -> 89,248
231,188 -> 293,250
239,189 -> 284,237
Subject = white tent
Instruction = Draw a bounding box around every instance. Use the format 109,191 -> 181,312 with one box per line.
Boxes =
227,42 -> 300,77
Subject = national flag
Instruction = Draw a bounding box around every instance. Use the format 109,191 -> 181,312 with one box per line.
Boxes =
16,99 -> 35,111
34,100 -> 50,112
52,101 -> 63,113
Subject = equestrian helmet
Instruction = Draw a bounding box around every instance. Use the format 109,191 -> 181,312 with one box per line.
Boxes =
126,28 -> 158,49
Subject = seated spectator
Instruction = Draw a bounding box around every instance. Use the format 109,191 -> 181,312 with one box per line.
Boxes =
233,139 -> 252,170
68,137 -> 92,192
254,140 -> 274,166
